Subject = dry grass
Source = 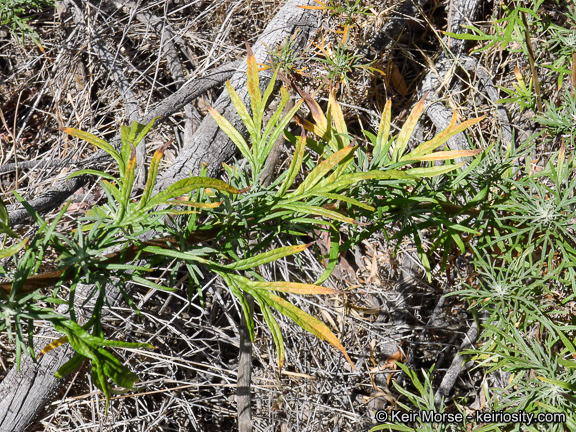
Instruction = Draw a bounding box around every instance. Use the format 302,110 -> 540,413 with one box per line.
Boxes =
1,0 -> 572,430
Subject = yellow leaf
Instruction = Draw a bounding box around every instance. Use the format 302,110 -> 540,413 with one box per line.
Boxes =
298,5 -> 329,9
328,89 -> 348,149
410,148 -> 482,161
245,43 -> 261,114
39,335 -> 69,358
297,89 -> 328,137
249,280 -> 342,295
392,93 -> 427,162
340,25 -> 350,45
298,116 -> 328,138
388,62 -> 410,96
376,99 -> 392,152
260,291 -> 356,370
402,112 -> 485,161
298,0 -> 327,10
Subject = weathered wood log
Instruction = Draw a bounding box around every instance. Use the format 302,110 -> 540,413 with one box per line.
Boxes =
152,0 -> 321,190
0,286 -> 123,432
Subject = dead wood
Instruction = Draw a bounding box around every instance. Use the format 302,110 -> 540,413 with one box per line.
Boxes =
152,0 -> 320,190
109,0 -> 198,186
5,60 -> 239,226
7,174 -> 90,227
237,294 -> 254,432
416,0 -> 513,157
434,312 -> 486,409
0,287 -> 123,432
362,0 -> 428,58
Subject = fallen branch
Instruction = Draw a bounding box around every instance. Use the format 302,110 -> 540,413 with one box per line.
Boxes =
417,0 -> 513,157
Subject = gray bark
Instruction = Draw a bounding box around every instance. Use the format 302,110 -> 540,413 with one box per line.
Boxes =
5,61 -> 239,227
237,294 -> 254,432
0,286 -> 122,432
362,0 -> 428,58
153,0 -> 320,190
417,0 -> 513,157
0,340 -> 76,432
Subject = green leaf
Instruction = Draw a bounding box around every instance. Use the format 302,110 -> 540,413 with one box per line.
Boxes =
278,129 -> 306,197
62,127 -> 123,173
224,243 -> 311,270
139,141 -> 168,210
132,118 -> 158,148
392,94 -> 426,162
315,227 -> 340,284
259,86 -> 293,160
102,180 -> 123,205
402,112 -> 484,161
0,196 -> 12,228
0,237 -> 28,259
50,317 -> 154,407
67,169 -> 117,182
245,43 -> 262,129
259,299 -> 285,369
291,146 -> 355,196
0,196 -> 19,238
207,106 -> 253,165
261,66 -> 280,111
226,80 -> 257,142
223,273 -> 256,342
140,177 -> 242,213
119,147 -> 137,220
264,98 -> 303,163
55,353 -> 85,378
376,99 -> 392,156
558,359 -> 576,369
141,245 -> 212,265
317,192 -> 375,211
327,89 -> 349,149
131,275 -> 176,292
536,375 -> 576,392
405,163 -> 464,178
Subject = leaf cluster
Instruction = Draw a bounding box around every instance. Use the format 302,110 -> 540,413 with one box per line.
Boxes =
0,45 -> 485,408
